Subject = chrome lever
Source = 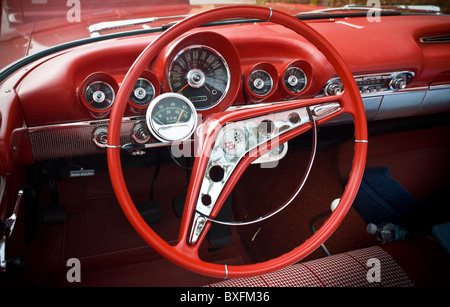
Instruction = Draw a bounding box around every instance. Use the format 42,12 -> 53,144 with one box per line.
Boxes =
1,190 -> 23,272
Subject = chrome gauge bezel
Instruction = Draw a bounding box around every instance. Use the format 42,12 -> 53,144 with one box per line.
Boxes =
168,45 -> 231,110
146,93 -> 198,142
247,69 -> 273,97
84,81 -> 115,111
130,78 -> 156,107
283,66 -> 307,94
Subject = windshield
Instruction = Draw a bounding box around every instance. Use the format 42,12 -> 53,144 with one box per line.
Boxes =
0,0 -> 448,71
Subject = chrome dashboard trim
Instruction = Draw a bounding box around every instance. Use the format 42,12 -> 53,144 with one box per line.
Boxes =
429,83 -> 450,90
28,116 -> 147,161
359,86 -> 429,98
322,71 -> 416,97
28,116 -> 145,133
420,35 -> 450,43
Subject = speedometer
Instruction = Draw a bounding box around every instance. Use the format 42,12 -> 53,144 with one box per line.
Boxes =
168,45 -> 230,110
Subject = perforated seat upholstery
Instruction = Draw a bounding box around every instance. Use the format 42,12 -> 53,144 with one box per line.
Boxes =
206,246 -> 418,287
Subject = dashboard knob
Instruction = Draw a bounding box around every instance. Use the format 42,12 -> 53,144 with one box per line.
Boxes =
132,122 -> 151,144
93,126 -> 108,148
390,75 -> 407,90
324,80 -> 343,96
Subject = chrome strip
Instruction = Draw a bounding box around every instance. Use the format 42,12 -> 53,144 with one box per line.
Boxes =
335,21 -> 364,29
27,116 -> 144,132
420,35 -> 450,44
267,7 -> 273,22
429,83 -> 450,90
7,190 -> 23,235
224,264 -> 228,280
105,144 -> 122,149
88,15 -> 190,37
362,86 -> 428,97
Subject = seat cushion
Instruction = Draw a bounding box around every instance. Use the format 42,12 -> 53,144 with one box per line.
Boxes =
206,246 -> 414,287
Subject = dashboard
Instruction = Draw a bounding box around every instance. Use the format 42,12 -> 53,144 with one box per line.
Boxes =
2,14 -> 450,168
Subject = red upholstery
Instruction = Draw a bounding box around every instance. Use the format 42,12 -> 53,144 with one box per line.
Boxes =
206,246 -> 414,287
206,237 -> 450,287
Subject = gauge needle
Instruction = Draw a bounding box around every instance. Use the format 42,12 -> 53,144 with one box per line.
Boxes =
177,110 -> 184,123
177,83 -> 189,93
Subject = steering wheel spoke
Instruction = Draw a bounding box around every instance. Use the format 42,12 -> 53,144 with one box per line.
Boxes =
184,100 -> 342,245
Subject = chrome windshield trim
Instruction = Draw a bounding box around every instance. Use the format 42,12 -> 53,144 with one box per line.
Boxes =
87,15 -> 190,37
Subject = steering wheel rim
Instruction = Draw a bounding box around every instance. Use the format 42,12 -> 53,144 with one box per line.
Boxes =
107,5 -> 368,279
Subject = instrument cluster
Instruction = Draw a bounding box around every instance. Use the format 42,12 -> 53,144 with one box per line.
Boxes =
79,70 -> 161,117
244,60 -> 311,103
77,31 -> 314,146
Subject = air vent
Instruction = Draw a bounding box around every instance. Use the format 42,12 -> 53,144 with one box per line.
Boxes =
420,35 -> 450,43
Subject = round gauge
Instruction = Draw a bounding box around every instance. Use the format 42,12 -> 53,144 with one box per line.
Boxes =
84,81 -> 115,110
168,45 -> 230,110
130,78 -> 155,107
146,93 -> 197,142
283,67 -> 307,94
221,126 -> 247,157
248,70 -> 273,96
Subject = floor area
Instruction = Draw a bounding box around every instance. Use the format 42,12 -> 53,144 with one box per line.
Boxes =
3,121 -> 449,287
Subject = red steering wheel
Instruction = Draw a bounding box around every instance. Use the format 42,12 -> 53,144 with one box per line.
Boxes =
107,5 -> 367,279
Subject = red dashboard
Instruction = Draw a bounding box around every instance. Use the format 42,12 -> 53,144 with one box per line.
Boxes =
1,13 -> 450,175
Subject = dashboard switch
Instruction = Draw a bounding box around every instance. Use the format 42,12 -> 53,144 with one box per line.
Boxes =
324,79 -> 344,96
132,122 -> 151,144
390,75 -> 407,90
93,126 -> 108,148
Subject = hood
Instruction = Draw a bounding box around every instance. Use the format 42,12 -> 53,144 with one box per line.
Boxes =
0,1 -> 325,70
